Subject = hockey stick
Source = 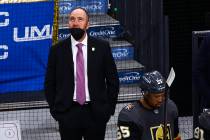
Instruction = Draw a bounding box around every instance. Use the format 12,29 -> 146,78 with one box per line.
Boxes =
163,67 -> 175,140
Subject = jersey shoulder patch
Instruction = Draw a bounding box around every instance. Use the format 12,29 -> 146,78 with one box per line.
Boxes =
124,103 -> 135,111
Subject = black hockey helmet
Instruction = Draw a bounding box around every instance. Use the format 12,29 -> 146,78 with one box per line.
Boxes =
139,70 -> 166,94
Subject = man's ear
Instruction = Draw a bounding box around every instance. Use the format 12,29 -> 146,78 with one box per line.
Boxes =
143,93 -> 150,99
86,21 -> 90,30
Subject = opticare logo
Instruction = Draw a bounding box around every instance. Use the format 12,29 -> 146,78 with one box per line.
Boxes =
89,26 -> 116,37
0,12 -> 53,60
112,49 -> 129,59
119,72 -> 141,83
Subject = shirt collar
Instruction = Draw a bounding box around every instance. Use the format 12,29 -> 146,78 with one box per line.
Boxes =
71,33 -> 88,47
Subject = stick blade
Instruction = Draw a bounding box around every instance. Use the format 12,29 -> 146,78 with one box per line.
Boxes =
166,67 -> 175,87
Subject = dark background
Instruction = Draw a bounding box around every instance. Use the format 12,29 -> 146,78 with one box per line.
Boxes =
110,0 -> 210,116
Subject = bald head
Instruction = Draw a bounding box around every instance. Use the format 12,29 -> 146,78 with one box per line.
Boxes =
69,7 -> 89,21
68,7 -> 89,30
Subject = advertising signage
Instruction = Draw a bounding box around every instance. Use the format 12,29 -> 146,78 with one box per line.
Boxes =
0,2 -> 54,94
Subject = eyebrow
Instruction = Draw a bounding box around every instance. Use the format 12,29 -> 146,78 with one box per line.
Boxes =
69,16 -> 85,20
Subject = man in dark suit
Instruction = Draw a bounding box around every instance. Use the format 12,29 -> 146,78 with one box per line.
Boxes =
44,7 -> 119,140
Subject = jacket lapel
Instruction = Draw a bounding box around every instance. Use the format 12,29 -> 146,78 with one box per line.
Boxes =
87,37 -> 94,74
63,37 -> 74,69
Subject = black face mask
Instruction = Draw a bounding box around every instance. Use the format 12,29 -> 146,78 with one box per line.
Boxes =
70,28 -> 85,41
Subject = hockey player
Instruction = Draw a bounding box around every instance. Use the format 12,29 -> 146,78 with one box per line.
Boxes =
117,70 -> 181,140
194,109 -> 210,140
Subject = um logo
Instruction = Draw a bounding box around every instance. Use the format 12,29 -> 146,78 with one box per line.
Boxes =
13,24 -> 53,42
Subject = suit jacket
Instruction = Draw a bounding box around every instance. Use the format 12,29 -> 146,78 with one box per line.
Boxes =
44,36 -> 119,122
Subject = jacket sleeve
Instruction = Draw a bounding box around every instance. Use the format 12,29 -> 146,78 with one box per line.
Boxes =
104,41 -> 119,115
44,45 -> 57,119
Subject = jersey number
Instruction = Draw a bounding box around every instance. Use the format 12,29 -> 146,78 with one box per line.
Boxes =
194,127 -> 204,140
117,126 -> 130,139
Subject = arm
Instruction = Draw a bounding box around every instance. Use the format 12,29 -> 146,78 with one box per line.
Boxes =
173,118 -> 181,140
117,120 -> 142,140
169,99 -> 181,140
174,135 -> 181,140
104,41 -> 119,115
44,45 -> 57,119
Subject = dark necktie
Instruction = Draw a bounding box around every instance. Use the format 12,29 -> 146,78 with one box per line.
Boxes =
76,43 -> 86,105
